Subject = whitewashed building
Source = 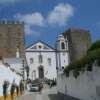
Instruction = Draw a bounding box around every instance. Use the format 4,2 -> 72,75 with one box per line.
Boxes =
25,35 -> 69,80
0,60 -> 22,96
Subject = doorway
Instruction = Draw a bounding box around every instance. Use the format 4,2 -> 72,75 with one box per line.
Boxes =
38,66 -> 44,79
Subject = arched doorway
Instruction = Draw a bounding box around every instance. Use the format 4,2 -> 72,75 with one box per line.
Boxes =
38,66 -> 44,79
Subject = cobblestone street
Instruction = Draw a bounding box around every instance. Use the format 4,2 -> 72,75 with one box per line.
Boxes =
15,87 -> 63,100
15,86 -> 81,100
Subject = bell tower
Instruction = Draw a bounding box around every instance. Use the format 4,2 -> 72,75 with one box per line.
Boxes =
56,34 -> 69,73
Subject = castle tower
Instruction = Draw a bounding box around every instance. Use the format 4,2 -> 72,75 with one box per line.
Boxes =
56,34 -> 69,73
0,20 -> 25,59
63,28 -> 91,62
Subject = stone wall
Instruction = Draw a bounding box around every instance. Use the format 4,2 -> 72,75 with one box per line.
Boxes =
57,65 -> 100,100
0,21 -> 25,58
63,28 -> 91,62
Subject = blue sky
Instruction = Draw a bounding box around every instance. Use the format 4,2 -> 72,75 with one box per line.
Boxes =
0,0 -> 100,47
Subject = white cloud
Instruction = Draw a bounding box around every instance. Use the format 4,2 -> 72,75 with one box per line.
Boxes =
25,25 -> 40,36
24,25 -> 33,35
15,12 -> 45,27
14,3 -> 74,35
47,3 -> 74,26
15,3 -> 74,27
15,12 -> 45,35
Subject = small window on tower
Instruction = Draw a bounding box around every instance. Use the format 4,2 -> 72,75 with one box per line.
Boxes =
61,42 -> 65,50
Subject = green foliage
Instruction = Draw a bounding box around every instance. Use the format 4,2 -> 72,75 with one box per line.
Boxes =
73,70 -> 80,79
88,40 -> 100,52
86,63 -> 93,72
64,48 -> 100,78
97,59 -> 100,66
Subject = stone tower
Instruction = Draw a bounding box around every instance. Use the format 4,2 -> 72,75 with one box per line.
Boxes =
0,20 -> 25,58
63,28 -> 91,62
56,34 -> 69,72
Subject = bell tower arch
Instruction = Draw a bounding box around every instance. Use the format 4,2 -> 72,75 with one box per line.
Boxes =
56,34 -> 69,73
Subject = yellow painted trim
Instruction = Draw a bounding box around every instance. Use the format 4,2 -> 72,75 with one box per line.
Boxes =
0,92 -> 22,100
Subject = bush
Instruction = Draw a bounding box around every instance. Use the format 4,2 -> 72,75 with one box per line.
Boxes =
64,48 -> 100,78
88,40 -> 100,52
86,63 -> 93,72
73,70 -> 80,79
64,40 -> 100,78
97,59 -> 100,66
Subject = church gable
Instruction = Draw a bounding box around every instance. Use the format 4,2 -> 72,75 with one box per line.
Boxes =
26,41 -> 55,51
30,45 -> 37,49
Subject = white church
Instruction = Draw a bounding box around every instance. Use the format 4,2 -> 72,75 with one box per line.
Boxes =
25,34 -> 69,80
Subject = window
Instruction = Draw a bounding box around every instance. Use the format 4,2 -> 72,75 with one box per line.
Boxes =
30,58 -> 34,64
38,55 -> 43,63
43,45 -> 49,49
48,58 -> 51,66
61,42 -> 65,50
32,70 -> 36,80
38,45 -> 42,49
31,46 -> 37,49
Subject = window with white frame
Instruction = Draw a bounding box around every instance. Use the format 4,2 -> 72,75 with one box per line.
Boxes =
48,58 -> 51,66
38,54 -> 43,63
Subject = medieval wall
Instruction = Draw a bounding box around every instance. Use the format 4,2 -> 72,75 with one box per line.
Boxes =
0,21 -> 25,58
63,28 -> 91,62
57,65 -> 100,100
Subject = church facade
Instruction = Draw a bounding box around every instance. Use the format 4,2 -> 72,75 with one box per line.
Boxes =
25,35 -> 69,80
26,28 -> 91,81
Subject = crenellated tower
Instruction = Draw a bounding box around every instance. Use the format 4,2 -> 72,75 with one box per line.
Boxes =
0,20 -> 25,58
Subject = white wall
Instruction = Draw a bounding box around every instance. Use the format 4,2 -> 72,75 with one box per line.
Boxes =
0,61 -> 21,96
26,51 -> 57,80
57,65 -> 100,100
3,58 -> 23,74
60,52 -> 69,67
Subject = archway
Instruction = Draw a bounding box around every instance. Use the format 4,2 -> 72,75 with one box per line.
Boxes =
38,66 -> 44,79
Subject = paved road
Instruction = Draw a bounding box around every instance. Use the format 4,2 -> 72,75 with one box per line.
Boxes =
15,86 -> 81,100
15,87 -> 63,100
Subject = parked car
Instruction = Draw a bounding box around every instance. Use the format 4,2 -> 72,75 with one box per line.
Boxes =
31,79 -> 43,90
29,84 -> 40,92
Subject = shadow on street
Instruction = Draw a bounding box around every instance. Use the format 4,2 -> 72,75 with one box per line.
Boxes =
48,93 -> 81,100
48,94 -> 63,100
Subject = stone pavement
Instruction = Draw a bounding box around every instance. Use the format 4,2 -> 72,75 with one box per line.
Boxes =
42,86 -> 81,100
15,86 -> 81,100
